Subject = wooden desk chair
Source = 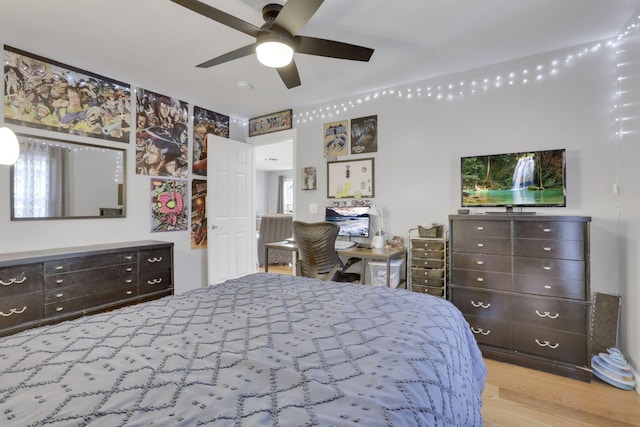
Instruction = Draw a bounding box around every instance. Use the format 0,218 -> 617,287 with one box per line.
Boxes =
292,221 -> 361,283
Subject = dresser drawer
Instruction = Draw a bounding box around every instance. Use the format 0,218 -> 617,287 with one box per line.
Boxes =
44,252 -> 137,275
0,264 -> 42,297
139,268 -> 173,295
513,274 -> 586,300
464,314 -> 512,348
411,284 -> 445,297
139,248 -> 172,273
44,264 -> 137,291
513,238 -> 584,261
513,325 -> 587,365
451,252 -> 511,273
452,236 -> 511,255
0,292 -> 43,329
411,248 -> 444,261
411,275 -> 444,287
513,257 -> 585,281
452,220 -> 511,237
514,221 -> 585,241
45,270 -> 136,303
450,288 -> 510,319
411,267 -> 444,279
450,269 -> 512,291
410,258 -> 444,269
411,239 -> 444,251
512,295 -> 588,334
45,287 -> 137,317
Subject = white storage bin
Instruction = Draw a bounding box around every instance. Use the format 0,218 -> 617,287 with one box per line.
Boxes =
369,259 -> 403,288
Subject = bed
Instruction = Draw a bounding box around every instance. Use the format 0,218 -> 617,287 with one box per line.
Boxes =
0,273 -> 486,426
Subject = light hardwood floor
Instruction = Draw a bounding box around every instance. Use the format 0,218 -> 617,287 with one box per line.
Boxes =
483,358 -> 639,426
259,264 -> 640,426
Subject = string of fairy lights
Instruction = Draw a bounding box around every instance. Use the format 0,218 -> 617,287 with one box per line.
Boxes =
230,11 -> 640,133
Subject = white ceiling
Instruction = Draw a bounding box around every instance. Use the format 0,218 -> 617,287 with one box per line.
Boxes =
1,0 -> 639,121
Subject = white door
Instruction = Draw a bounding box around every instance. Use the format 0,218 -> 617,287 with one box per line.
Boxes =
207,135 -> 255,285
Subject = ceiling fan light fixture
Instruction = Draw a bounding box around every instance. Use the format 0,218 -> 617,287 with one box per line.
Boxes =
256,38 -> 294,68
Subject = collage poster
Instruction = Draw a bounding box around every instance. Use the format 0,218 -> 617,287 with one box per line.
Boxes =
193,106 -> 230,176
3,46 -> 131,143
136,88 -> 189,178
151,178 -> 188,233
191,179 -> 208,249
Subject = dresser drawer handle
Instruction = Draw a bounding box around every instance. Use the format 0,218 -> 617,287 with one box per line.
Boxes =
147,278 -> 163,285
126,290 -> 133,295
543,228 -> 552,233
147,256 -> 163,263
476,261 -> 484,265
56,307 -> 64,312
471,300 -> 491,309
535,339 -> 559,349
55,293 -> 64,298
1,276 -> 27,286
477,243 -> 484,248
476,226 -> 484,230
543,247 -> 552,251
125,279 -> 133,284
476,277 -> 484,282
543,266 -> 552,271
125,255 -> 133,261
535,310 -> 559,319
126,267 -> 133,272
56,279 -> 64,284
55,265 -> 64,270
471,327 -> 490,336
0,306 -> 27,317
544,284 -> 552,289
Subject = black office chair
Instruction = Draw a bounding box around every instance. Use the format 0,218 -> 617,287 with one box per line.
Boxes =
292,221 -> 361,283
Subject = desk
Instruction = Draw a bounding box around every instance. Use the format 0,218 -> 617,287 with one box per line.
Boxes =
264,241 -> 407,287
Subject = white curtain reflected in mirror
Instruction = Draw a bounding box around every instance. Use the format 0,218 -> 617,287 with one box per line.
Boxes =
11,134 -> 125,219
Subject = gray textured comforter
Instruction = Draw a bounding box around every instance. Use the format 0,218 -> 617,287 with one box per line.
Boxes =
0,273 -> 486,426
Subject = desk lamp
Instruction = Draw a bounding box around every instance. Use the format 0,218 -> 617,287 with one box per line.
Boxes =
369,205 -> 385,248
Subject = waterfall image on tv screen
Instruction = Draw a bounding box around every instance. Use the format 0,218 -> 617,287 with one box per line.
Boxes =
325,206 -> 370,237
461,149 -> 566,207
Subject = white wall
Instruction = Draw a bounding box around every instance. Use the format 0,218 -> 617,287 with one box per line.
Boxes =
293,41 -> 639,370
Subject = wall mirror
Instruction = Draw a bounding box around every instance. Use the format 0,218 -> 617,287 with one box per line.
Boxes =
10,133 -> 125,220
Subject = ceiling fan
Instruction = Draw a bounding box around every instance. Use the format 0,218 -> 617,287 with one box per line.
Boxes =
170,0 -> 375,89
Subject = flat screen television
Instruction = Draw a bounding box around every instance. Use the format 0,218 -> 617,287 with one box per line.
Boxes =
325,206 -> 370,237
461,148 -> 566,208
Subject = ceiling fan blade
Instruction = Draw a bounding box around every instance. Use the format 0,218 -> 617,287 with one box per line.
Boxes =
196,43 -> 257,68
277,60 -> 301,89
170,0 -> 261,38
273,0 -> 324,36
295,36 -> 374,62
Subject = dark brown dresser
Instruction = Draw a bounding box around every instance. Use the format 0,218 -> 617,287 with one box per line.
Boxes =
448,214 -> 592,381
0,240 -> 173,337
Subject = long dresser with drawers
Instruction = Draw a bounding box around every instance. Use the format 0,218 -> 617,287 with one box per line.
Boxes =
448,214 -> 592,381
0,240 -> 173,337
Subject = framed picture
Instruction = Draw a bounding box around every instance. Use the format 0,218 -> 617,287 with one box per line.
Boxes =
302,166 -> 317,190
324,120 -> 348,157
3,45 -> 131,143
327,157 -> 374,199
350,115 -> 378,154
249,109 -> 292,137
